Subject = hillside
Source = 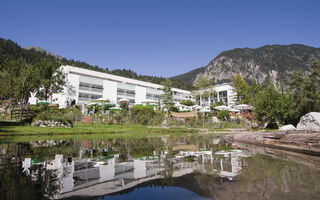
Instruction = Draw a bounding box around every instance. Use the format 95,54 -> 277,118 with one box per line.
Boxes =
0,38 -> 193,90
172,44 -> 320,85
171,66 -> 206,85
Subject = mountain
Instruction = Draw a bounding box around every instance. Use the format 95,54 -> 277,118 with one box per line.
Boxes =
172,44 -> 320,85
171,66 -> 206,85
0,38 -> 193,90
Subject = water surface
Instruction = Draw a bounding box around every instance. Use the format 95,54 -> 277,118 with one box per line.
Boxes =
1,134 -> 320,200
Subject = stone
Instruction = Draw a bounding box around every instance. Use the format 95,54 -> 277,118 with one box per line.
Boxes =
279,124 -> 296,131
297,112 -> 320,132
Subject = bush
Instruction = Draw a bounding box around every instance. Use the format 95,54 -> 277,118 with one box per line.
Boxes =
185,117 -> 201,128
217,110 -> 230,121
148,111 -> 165,126
120,102 -> 129,111
180,100 -> 195,106
129,105 -> 154,125
34,108 -> 73,126
169,106 -> 179,112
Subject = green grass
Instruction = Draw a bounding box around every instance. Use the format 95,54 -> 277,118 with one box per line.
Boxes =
0,121 -> 199,136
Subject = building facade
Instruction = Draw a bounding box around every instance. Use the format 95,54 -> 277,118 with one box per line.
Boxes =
52,65 -> 194,108
196,83 -> 236,107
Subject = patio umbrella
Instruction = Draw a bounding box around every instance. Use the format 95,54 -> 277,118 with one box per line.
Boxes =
141,99 -> 157,104
229,108 -> 240,112
103,103 -> 115,106
213,105 -> 230,111
36,100 -> 50,105
118,98 -> 130,102
193,105 -> 203,110
233,104 -> 253,110
88,102 -> 99,106
199,108 -> 211,113
179,108 -> 191,112
93,97 -> 109,102
109,107 -> 123,111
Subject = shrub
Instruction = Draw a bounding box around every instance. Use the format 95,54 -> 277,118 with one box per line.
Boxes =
148,111 -> 165,126
120,102 -> 129,111
217,110 -> 230,121
169,106 -> 179,112
180,100 -> 195,106
34,108 -> 73,126
129,105 -> 154,125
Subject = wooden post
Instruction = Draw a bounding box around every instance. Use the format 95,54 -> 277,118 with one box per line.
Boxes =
20,103 -> 23,121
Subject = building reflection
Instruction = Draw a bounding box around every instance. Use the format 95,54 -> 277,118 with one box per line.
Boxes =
19,142 -> 251,199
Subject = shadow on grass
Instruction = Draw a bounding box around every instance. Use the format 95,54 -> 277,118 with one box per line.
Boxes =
0,120 -> 32,133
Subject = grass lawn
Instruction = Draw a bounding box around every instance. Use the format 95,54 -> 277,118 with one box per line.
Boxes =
0,121 -> 199,136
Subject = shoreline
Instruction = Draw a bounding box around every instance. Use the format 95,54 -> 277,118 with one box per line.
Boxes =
222,130 -> 320,156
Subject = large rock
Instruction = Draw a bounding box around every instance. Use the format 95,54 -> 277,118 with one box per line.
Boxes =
279,124 -> 296,131
297,112 -> 320,132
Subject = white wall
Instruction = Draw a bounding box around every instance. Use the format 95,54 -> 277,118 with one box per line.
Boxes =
135,86 -> 147,104
103,80 -> 117,104
197,83 -> 237,107
68,73 -> 80,104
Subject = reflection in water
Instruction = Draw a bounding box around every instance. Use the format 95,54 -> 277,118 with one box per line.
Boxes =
1,135 -> 320,200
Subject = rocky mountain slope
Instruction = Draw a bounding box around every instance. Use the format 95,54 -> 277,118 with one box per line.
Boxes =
24,46 -> 64,60
172,44 -> 320,85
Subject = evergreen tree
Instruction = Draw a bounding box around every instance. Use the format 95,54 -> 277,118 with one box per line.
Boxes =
289,59 -> 320,124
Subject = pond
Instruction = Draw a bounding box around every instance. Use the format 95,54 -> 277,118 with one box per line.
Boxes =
1,134 -> 320,200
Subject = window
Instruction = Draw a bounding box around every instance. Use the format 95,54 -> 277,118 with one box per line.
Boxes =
79,82 -> 103,93
218,90 -> 228,104
78,92 -> 102,102
117,88 -> 135,97
146,93 -> 160,100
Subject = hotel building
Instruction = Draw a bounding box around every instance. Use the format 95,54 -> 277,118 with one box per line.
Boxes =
52,65 -> 194,108
196,83 -> 236,107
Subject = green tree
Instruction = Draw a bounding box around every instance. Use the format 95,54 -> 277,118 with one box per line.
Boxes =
253,82 -> 295,128
289,59 -> 320,124
232,74 -> 249,104
248,81 -> 263,105
194,75 -> 212,106
194,75 -> 211,90
0,59 -> 38,107
37,59 -> 65,100
160,79 -> 174,111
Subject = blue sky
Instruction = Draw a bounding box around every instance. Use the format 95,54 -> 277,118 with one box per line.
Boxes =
1,0 -> 319,77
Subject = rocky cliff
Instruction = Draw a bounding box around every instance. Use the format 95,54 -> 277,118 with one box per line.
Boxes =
172,44 -> 320,85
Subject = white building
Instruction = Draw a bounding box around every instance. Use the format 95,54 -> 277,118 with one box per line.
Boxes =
196,83 -> 236,107
52,65 -> 194,108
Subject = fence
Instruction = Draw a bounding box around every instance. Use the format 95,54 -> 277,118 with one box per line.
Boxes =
10,108 -> 34,120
